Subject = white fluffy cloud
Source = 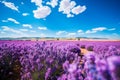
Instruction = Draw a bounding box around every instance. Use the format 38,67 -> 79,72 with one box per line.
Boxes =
23,24 -> 32,28
72,5 -> 86,15
1,1 -> 19,12
22,13 -> 29,16
8,18 -> 20,24
46,0 -> 58,8
31,0 -> 42,7
59,0 -> 86,18
33,6 -> 51,19
1,26 -> 29,37
56,31 -> 67,35
59,0 -> 76,17
86,27 -> 107,34
38,27 -> 47,30
31,0 -> 52,19
92,27 -> 107,31
32,0 -> 86,19
2,18 -> 20,24
2,26 -> 22,34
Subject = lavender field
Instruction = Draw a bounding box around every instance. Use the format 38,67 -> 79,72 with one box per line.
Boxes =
0,40 -> 120,80
0,0 -> 120,79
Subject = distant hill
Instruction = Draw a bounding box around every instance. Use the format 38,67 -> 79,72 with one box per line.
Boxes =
0,37 -> 108,40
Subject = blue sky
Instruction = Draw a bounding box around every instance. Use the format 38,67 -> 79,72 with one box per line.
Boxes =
0,0 -> 120,39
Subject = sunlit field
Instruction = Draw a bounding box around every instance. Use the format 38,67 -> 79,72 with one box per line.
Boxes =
0,40 -> 120,80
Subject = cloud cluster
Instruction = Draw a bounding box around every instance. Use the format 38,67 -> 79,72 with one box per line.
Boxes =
1,1 -> 31,17
86,27 -> 107,34
1,26 -> 30,37
2,18 -> 20,24
1,1 -> 19,12
1,0 -> 87,21
2,26 -> 22,34
59,0 -> 86,18
56,27 -> 114,37
31,0 -> 86,19
84,27 -> 115,34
